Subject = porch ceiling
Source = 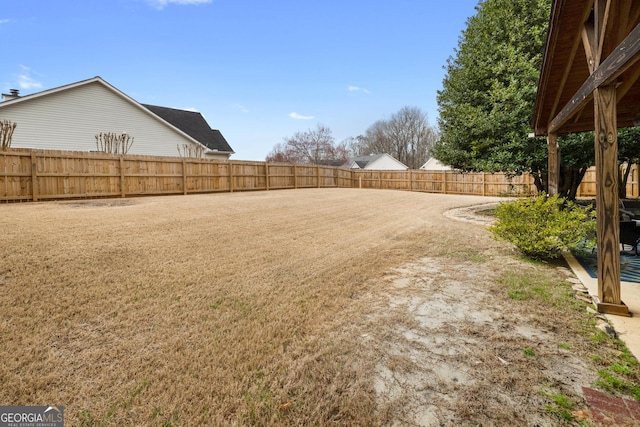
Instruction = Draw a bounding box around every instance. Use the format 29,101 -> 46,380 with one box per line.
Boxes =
533,0 -> 640,136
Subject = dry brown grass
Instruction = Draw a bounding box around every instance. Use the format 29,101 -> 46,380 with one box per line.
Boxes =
0,189 -> 637,426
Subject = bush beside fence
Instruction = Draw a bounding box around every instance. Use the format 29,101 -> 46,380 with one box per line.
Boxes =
1,148 -> 545,202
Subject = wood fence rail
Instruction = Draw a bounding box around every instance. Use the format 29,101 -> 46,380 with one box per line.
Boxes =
1,148 -> 547,202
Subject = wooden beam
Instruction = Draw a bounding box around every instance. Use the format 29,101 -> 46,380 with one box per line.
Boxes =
549,21 -> 640,134
582,23 -> 597,74
539,0 -> 595,127
547,0 -> 595,123
547,134 -> 560,195
593,84 -> 629,316
594,0 -> 611,66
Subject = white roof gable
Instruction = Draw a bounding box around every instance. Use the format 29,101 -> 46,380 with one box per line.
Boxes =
420,158 -> 453,170
0,77 -> 210,156
345,153 -> 408,170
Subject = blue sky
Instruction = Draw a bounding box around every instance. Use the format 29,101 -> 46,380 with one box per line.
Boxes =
1,0 -> 479,160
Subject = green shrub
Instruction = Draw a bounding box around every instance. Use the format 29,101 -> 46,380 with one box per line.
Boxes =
489,194 -> 596,259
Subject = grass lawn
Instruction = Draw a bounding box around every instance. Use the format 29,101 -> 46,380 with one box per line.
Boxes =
1,189 -> 639,426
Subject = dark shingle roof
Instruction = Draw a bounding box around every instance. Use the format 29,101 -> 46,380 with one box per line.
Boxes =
142,104 -> 234,153
343,154 -> 388,169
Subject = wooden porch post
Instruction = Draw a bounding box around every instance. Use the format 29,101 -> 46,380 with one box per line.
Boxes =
594,84 -> 629,316
547,133 -> 560,195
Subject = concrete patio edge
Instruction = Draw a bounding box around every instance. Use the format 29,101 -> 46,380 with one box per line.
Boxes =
564,251 -> 640,361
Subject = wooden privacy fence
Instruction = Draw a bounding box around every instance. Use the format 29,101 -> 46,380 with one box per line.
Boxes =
0,148 -> 539,202
352,169 -> 536,196
576,164 -> 639,198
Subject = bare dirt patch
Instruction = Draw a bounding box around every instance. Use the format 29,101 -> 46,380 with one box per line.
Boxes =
359,256 -> 596,426
0,189 -> 636,426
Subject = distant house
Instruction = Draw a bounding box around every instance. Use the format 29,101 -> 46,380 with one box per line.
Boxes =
419,158 -> 453,170
343,153 -> 408,170
0,76 -> 234,159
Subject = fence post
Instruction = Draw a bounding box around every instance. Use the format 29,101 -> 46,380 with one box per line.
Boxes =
317,165 -> 321,188
482,172 -> 486,197
30,151 -> 38,202
293,165 -> 298,189
228,161 -> 234,192
265,162 -> 270,191
120,156 -> 127,197
182,159 -> 187,195
443,171 -> 447,194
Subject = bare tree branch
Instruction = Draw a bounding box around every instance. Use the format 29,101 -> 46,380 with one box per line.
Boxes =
353,107 -> 439,169
266,124 -> 350,165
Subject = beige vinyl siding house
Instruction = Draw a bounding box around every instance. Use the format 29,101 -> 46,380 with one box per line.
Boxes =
0,77 -> 233,159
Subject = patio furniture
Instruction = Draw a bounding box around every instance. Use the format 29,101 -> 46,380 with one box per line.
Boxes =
621,199 -> 640,220
620,220 -> 640,255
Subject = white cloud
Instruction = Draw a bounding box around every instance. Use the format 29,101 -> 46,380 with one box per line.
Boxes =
17,65 -> 42,90
0,19 -> 10,25
145,0 -> 212,10
289,112 -> 315,120
232,104 -> 249,113
348,85 -> 371,94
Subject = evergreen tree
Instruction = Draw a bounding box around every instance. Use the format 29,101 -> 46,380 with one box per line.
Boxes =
434,0 -> 553,185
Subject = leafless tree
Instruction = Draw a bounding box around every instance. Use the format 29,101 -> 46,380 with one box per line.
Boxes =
1,119 -> 17,149
177,143 -> 204,158
354,107 -> 439,169
95,132 -> 134,155
265,143 -> 290,163
266,124 -> 350,165
343,136 -> 366,157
